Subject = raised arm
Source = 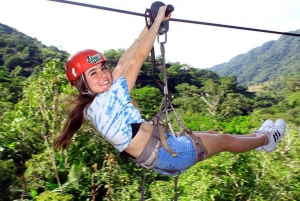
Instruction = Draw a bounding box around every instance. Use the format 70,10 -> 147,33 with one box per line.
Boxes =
112,26 -> 149,80
122,5 -> 170,91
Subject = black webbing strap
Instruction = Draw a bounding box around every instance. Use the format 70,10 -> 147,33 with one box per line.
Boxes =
151,48 -> 168,96
140,167 -> 147,201
174,171 -> 181,201
159,41 -> 171,97
145,3 -> 172,99
140,168 -> 180,201
149,46 -> 172,98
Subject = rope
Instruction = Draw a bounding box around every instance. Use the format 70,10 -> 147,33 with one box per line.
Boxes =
47,0 -> 300,37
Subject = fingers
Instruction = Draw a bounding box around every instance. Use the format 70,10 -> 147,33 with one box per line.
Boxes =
165,13 -> 172,21
156,5 -> 171,22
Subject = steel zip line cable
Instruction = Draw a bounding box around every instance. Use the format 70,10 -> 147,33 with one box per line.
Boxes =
47,0 -> 300,37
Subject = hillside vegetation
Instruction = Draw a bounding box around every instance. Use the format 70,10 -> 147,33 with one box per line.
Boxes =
0,23 -> 69,111
1,23 -> 300,201
209,29 -> 300,86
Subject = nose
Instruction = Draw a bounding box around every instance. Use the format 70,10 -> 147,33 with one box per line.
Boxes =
101,72 -> 107,78
96,69 -> 106,78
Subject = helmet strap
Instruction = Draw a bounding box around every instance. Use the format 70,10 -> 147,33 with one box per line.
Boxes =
81,74 -> 97,96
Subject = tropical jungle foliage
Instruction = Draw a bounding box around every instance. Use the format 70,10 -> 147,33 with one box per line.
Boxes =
1,23 -> 300,201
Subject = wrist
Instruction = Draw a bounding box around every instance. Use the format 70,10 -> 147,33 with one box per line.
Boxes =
153,19 -> 162,27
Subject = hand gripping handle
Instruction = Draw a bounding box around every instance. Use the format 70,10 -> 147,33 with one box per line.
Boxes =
165,5 -> 174,17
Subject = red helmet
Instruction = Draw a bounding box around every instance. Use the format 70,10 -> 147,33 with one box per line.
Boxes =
66,49 -> 107,86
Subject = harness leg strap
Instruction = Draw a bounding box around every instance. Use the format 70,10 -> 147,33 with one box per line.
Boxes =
158,124 -> 178,157
189,132 -> 209,160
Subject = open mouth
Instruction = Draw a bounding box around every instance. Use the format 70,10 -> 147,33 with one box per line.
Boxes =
100,80 -> 109,86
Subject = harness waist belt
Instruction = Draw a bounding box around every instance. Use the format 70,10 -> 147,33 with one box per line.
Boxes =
131,123 -> 161,164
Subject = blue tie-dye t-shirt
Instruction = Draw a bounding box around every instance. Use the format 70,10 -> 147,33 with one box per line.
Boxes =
85,76 -> 144,152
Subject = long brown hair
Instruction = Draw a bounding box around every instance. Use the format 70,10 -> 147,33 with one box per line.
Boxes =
53,74 -> 97,150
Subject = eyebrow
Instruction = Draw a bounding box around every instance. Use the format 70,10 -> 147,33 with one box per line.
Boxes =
87,68 -> 95,75
87,64 -> 104,75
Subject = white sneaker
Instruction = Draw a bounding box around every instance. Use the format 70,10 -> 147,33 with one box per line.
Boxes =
263,118 -> 286,153
255,119 -> 274,152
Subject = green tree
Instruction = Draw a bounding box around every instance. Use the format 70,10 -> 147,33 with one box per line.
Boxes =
131,86 -> 162,120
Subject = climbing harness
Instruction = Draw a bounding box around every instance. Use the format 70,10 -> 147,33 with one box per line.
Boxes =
127,2 -> 209,201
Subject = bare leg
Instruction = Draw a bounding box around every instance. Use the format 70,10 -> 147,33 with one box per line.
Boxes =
202,131 -> 257,138
194,132 -> 267,158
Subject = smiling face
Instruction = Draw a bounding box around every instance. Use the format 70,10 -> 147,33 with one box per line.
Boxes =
84,63 -> 113,93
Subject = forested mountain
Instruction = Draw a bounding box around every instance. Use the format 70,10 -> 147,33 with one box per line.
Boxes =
208,29 -> 300,86
0,23 -> 69,76
0,23 -> 70,111
1,23 -> 300,201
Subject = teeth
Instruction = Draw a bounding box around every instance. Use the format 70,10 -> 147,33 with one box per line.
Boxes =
101,81 -> 108,86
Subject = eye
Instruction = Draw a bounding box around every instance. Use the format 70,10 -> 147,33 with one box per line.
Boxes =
101,63 -> 108,70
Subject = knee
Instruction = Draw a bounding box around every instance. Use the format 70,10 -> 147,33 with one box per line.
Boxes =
219,134 -> 235,149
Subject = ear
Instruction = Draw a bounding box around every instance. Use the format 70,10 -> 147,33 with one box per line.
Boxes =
71,80 -> 76,86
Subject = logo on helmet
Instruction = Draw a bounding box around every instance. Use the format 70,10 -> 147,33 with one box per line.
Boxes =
87,54 -> 101,64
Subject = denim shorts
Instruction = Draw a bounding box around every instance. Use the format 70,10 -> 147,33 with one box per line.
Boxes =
152,132 -> 200,176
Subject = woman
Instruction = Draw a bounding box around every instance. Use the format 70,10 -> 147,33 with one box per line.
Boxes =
54,5 -> 286,176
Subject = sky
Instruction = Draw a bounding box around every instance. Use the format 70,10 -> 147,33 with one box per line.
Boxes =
0,0 -> 300,69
